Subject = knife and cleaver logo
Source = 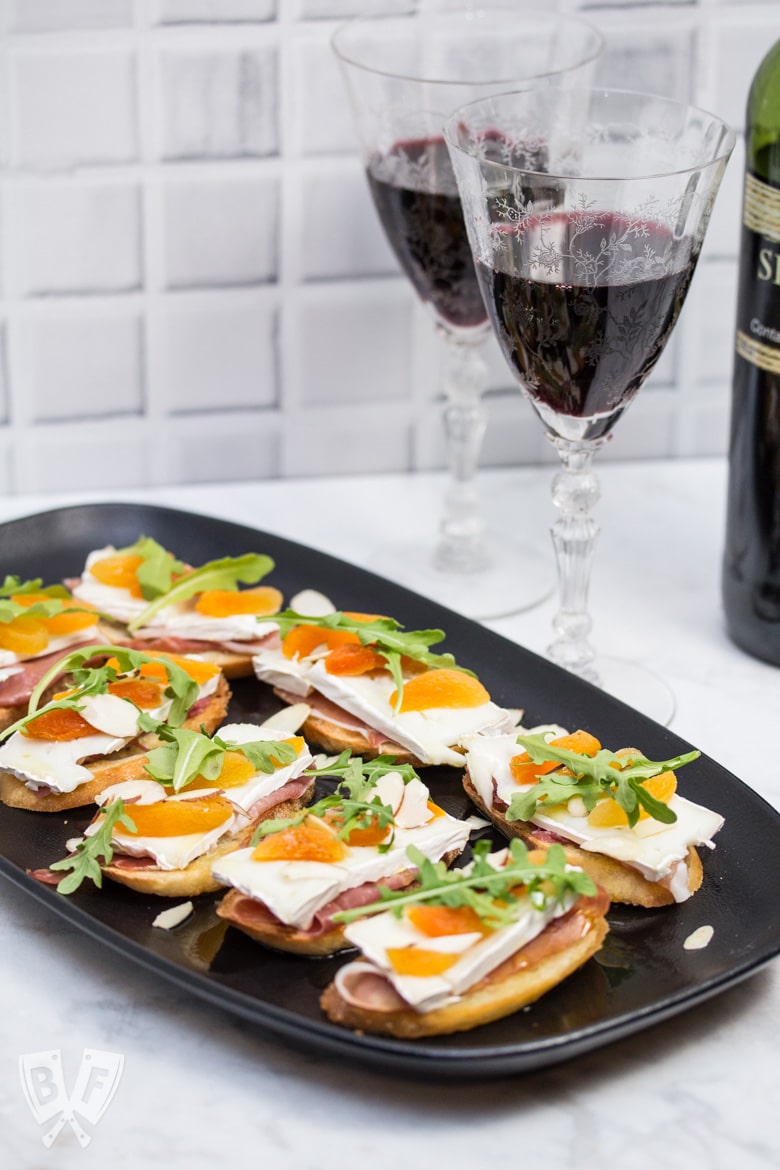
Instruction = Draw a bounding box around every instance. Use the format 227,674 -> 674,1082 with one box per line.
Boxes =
19,1048 -> 124,1148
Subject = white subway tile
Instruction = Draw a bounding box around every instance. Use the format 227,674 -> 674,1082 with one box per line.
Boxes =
9,0 -> 134,32
156,414 -> 280,483
157,294 -> 277,413
13,50 -> 137,169
594,25 -> 695,102
298,161 -> 399,280
19,312 -> 143,423
281,405 -> 411,476
156,0 -> 276,21
292,33 -> 356,155
688,260 -> 738,386
297,0 -> 412,17
599,387 -> 676,460
18,180 -> 142,296
295,285 -> 412,406
16,424 -> 152,493
162,175 -> 278,289
0,324 -> 8,425
710,20 -> 778,128
157,47 -> 278,161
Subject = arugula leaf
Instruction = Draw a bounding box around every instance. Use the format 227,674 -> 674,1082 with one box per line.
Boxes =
257,610 -> 470,708
0,644 -> 200,744
506,733 -> 699,828
126,553 -> 274,634
144,723 -> 298,792
332,839 -> 597,927
250,752 -> 414,847
0,576 -> 99,625
49,799 -> 137,894
115,536 -> 187,601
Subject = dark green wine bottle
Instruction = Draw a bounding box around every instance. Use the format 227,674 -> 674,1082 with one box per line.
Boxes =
722,39 -> 780,664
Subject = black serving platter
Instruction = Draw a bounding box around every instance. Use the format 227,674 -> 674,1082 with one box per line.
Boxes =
0,501 -> 778,1080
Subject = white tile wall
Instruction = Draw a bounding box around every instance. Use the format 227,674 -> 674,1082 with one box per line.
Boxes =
0,0 -> 775,493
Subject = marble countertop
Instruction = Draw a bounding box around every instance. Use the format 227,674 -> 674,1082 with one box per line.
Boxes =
0,457 -> 778,1169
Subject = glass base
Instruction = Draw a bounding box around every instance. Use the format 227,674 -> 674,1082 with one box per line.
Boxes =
365,535 -> 553,620
589,654 -> 676,727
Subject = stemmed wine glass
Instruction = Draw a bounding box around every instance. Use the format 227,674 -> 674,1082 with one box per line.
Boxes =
331,10 -> 603,619
445,87 -> 735,721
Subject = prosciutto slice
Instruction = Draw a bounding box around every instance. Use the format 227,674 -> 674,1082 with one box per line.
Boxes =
0,640 -> 97,708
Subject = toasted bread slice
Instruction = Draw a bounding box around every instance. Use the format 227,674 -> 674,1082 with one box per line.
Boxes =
214,844 -> 464,956
299,711 -> 422,766
320,894 -> 609,1038
0,674 -> 231,813
216,887 -> 351,955
462,769 -> 703,908
101,779 -> 315,897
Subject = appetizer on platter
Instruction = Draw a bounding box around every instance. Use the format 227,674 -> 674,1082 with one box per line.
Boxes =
320,840 -> 609,1038
213,754 -> 472,955
48,712 -> 315,898
252,608 -> 518,766
462,727 -> 724,907
0,645 -> 230,811
70,537 -> 282,677
0,576 -> 103,731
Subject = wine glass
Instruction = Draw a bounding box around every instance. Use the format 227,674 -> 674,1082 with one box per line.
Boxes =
331,10 -> 603,620
445,87 -> 735,721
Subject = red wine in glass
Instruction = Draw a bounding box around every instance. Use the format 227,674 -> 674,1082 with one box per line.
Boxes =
367,138 -> 488,331
476,214 -> 697,439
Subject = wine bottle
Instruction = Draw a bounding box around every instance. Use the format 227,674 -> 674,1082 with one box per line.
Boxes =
722,38 -> 780,664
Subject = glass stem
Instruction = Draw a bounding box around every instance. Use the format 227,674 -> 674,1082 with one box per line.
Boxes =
435,327 -> 490,574
547,437 -> 604,683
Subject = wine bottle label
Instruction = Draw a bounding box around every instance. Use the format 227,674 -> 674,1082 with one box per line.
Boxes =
735,172 -> 780,374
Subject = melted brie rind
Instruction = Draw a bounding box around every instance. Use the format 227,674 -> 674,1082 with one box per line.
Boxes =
212,780 -> 470,930
463,732 -> 724,902
336,851 -> 577,1013
252,645 -> 516,767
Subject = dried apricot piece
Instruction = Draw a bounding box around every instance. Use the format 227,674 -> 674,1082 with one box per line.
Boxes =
108,679 -> 166,709
22,707 -> 95,741
194,586 -> 283,618
324,644 -> 387,676
281,625 -> 360,660
251,816 -> 347,863
406,904 -> 488,938
116,793 -> 234,838
0,616 -> 50,656
587,770 -> 678,828
386,947 -> 459,977
90,554 -> 144,598
44,608 -> 98,637
137,653 -> 220,686
510,730 -> 601,785
390,668 -> 490,713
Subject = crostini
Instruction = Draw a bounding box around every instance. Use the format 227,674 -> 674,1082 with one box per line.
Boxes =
462,727 -> 724,907
320,840 -> 609,1038
70,537 -> 283,678
0,576 -> 103,731
252,608 -> 518,766
48,709 -> 316,898
0,645 -> 230,812
212,754 -> 472,955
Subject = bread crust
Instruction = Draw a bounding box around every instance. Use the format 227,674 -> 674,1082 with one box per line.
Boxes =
0,674 -> 232,813
300,710 -> 468,769
320,900 -> 609,1038
462,770 -> 703,908
215,845 -> 464,955
216,887 -> 352,955
101,780 -> 315,897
